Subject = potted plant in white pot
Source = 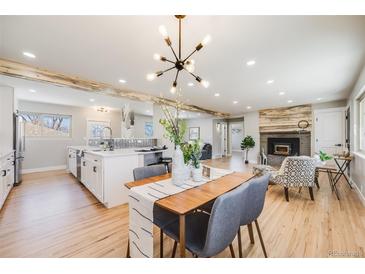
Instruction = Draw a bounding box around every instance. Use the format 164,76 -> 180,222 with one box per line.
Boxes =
241,135 -> 255,164
314,150 -> 333,165
189,140 -> 203,182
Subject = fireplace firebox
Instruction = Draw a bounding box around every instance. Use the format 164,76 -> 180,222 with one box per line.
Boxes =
267,137 -> 300,156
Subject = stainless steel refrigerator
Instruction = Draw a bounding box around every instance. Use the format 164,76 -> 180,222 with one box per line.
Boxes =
13,112 -> 25,185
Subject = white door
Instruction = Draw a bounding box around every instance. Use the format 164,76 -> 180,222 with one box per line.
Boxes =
314,108 -> 345,155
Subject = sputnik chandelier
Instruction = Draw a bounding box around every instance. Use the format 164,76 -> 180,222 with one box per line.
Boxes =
146,15 -> 211,94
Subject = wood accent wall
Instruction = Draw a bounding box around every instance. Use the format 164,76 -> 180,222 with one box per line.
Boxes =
259,104 -> 312,133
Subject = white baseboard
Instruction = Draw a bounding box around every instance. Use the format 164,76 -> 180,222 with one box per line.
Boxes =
22,165 -> 67,174
350,177 -> 365,207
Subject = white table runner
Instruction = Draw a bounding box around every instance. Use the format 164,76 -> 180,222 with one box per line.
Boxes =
128,167 -> 232,258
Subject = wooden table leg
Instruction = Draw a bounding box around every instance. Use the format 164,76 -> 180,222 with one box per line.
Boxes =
179,214 -> 186,258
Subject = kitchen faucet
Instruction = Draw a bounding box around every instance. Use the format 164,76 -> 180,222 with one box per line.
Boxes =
102,127 -> 114,151
103,126 -> 113,138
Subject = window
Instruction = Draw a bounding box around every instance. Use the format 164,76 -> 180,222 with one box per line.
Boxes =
20,111 -> 72,138
144,122 -> 153,137
359,94 -> 365,152
87,120 -> 111,138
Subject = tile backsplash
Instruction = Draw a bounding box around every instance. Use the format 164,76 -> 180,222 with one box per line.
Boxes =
88,138 -> 157,149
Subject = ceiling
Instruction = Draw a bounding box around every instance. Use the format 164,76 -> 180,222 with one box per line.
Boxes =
1,16 -> 365,115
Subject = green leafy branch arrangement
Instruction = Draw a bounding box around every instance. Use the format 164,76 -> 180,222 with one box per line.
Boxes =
319,150 -> 333,161
182,140 -> 203,168
159,93 -> 187,146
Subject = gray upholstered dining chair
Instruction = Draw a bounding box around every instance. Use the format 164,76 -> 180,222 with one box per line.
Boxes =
236,174 -> 270,258
165,182 -> 250,258
133,164 -> 167,181
127,164 -> 178,258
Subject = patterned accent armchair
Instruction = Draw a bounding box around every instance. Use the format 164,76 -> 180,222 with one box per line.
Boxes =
271,156 -> 316,202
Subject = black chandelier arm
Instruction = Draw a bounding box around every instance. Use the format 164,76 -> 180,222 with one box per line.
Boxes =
168,45 -> 179,61
174,69 -> 180,83
163,58 -> 176,64
185,68 -> 199,79
182,49 -> 197,63
157,66 -> 175,76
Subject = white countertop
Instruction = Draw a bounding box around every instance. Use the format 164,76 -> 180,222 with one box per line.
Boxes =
86,148 -> 166,158
68,146 -> 166,158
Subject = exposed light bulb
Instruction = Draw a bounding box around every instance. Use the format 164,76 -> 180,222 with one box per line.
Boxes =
170,81 -> 177,94
201,80 -> 210,88
170,86 -> 177,94
146,73 -> 156,81
202,35 -> 211,46
158,25 -> 168,38
185,59 -> 195,73
153,53 -> 161,60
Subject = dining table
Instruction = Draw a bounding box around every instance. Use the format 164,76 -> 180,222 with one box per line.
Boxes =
124,169 -> 255,258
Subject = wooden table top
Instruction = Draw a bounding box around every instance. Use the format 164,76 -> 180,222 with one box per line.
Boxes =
124,172 -> 255,215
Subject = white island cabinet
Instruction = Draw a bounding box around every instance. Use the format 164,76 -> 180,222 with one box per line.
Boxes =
74,148 -> 164,208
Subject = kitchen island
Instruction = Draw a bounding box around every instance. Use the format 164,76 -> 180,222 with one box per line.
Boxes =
67,146 -> 166,208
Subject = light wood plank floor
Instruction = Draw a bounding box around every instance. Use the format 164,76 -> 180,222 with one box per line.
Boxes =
0,153 -> 364,258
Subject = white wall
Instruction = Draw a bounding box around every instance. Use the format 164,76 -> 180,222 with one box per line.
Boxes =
184,118 -> 213,145
131,114 -> 152,138
347,64 -> 365,204
243,111 -> 260,163
18,100 -> 121,171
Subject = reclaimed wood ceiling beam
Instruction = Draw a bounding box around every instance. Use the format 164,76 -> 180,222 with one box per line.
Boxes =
0,58 -> 229,118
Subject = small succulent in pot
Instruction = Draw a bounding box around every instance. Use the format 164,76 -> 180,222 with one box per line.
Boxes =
314,150 -> 333,165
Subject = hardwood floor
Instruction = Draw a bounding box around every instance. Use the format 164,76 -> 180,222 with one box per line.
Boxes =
0,153 -> 364,258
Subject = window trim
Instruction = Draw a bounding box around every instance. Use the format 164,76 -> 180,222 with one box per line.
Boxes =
358,91 -> 365,153
19,111 -> 72,139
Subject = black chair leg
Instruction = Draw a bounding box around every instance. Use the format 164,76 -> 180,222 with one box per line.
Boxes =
171,241 -> 177,258
160,229 -> 164,258
237,227 -> 243,258
308,187 -> 314,201
284,187 -> 289,202
229,244 -> 236,258
254,219 -> 268,258
247,223 -> 255,244
126,238 -> 130,258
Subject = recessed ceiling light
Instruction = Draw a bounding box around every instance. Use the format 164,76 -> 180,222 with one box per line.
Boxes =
246,106 -> 252,110
197,113 -> 201,116
214,93 -> 220,97
233,101 -> 238,104
89,98 -> 95,102
267,80 -> 274,84
23,52 -> 36,58
246,60 -> 256,66
119,79 -> 127,84
279,91 -> 285,96
187,82 -> 194,87
317,97 -> 322,101
29,89 -> 36,93
287,100 -> 293,103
